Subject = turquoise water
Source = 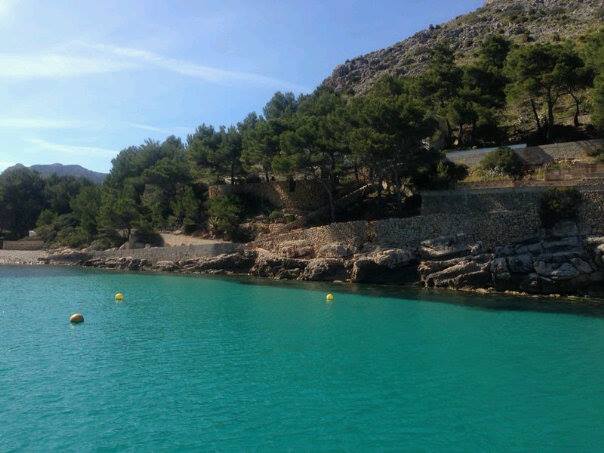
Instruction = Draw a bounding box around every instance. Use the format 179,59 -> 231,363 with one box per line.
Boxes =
1,266 -> 604,451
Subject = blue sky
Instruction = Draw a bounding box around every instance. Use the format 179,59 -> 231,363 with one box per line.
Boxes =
0,0 -> 483,173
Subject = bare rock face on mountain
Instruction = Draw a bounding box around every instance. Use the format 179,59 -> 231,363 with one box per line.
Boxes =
323,0 -> 602,94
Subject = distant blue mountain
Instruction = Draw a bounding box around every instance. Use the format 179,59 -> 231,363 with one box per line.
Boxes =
4,163 -> 107,184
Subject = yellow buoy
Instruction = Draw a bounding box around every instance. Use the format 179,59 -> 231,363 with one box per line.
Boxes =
326,293 -> 334,301
69,313 -> 84,324
115,292 -> 124,301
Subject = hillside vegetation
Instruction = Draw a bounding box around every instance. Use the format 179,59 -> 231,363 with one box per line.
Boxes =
1,2 -> 602,248
323,0 -> 602,94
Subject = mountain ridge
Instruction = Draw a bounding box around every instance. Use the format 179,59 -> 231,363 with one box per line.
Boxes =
323,0 -> 602,94
3,163 -> 107,184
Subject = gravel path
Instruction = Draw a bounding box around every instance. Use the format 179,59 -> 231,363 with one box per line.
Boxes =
0,250 -> 48,265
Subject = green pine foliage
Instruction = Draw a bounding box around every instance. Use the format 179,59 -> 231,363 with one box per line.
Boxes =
1,31 -> 601,246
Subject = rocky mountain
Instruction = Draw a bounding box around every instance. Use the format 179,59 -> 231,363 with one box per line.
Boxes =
323,0 -> 603,94
3,163 -> 107,184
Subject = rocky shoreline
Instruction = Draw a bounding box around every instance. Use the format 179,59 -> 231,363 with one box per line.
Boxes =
34,225 -> 604,300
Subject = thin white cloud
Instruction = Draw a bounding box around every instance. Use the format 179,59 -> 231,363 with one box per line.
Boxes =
0,117 -> 84,129
0,53 -> 137,79
83,42 -> 308,91
127,122 -> 166,133
126,122 -> 192,135
26,138 -> 116,157
0,42 -> 306,91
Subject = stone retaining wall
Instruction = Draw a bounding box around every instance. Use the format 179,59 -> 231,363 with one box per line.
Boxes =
2,240 -> 45,251
254,188 -> 604,253
446,139 -> 603,168
255,211 -> 542,252
421,187 -> 547,216
92,243 -> 241,263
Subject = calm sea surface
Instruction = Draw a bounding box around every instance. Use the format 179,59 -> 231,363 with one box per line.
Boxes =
1,266 -> 604,451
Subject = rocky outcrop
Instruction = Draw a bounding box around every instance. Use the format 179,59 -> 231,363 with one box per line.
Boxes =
419,233 -> 604,295
44,248 -> 93,265
323,0 -> 601,94
300,258 -> 348,281
179,251 -> 258,274
350,248 -> 418,284
82,256 -> 149,271
250,252 -> 308,280
420,234 -> 482,260
38,232 -> 604,298
490,236 -> 603,294
316,242 -> 357,259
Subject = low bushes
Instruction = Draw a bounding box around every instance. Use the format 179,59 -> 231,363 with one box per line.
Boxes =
480,147 -> 526,180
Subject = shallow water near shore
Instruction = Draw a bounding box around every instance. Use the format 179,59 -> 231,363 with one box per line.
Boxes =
2,266 -> 604,451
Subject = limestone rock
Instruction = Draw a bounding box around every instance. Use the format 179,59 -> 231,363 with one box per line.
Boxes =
300,258 -> 347,282
181,251 -> 258,274
350,248 -> 417,284
154,260 -> 178,272
420,234 -> 479,260
47,248 -> 92,265
317,242 -> 357,259
276,240 -> 315,259
420,254 -> 493,289
250,253 -> 307,280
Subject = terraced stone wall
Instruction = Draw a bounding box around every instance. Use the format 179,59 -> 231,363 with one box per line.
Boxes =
446,139 -> 603,169
254,188 -> 604,254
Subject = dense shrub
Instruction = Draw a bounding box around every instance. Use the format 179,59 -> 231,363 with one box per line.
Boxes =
433,161 -> 469,189
131,221 -> 164,247
538,187 -> 583,228
206,195 -> 242,240
480,147 -> 526,180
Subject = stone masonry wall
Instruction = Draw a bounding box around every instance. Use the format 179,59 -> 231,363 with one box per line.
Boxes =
421,187 -> 547,216
446,139 -> 603,168
92,243 -> 241,263
2,240 -> 45,251
254,188 -> 604,253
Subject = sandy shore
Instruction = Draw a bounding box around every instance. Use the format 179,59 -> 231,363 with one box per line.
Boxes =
0,250 -> 48,265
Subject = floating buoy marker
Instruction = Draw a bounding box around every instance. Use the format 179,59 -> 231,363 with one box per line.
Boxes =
69,313 -> 84,324
115,292 -> 124,301
326,293 -> 334,302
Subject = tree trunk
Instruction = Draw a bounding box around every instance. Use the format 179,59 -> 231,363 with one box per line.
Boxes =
319,179 -> 335,223
445,119 -> 453,148
458,124 -> 464,147
546,97 -> 555,143
530,99 -> 542,131
571,93 -> 581,127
